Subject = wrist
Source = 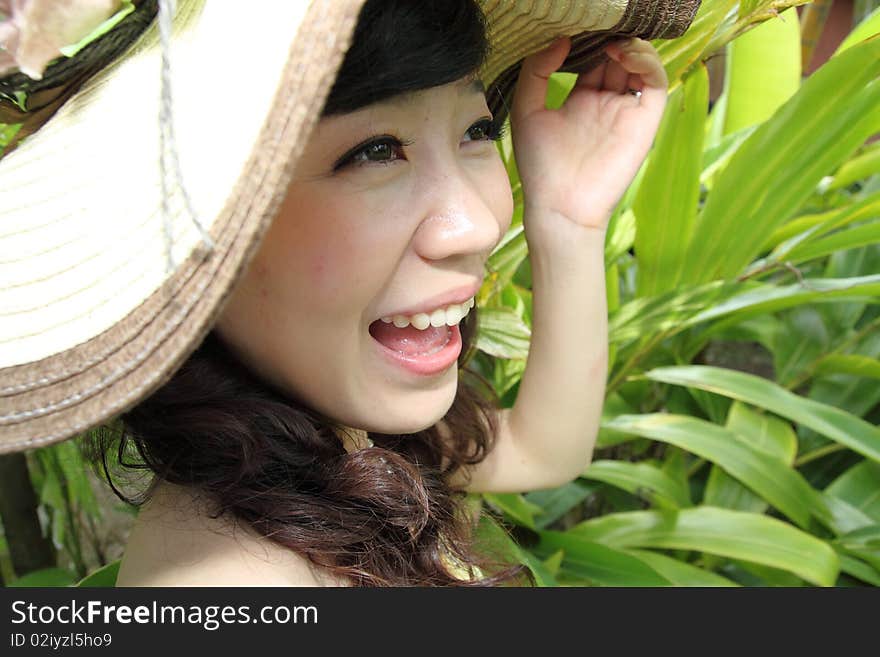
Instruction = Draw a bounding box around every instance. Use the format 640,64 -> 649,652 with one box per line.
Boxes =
523,207 -> 607,260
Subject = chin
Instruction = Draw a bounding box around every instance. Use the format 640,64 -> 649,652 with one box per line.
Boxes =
364,382 -> 458,435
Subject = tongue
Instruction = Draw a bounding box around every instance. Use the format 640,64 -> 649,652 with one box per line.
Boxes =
369,321 -> 450,356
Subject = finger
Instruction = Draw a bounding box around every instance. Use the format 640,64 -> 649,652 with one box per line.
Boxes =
602,38 -> 636,93
578,59 -> 607,90
511,36 -> 571,121
604,59 -> 631,94
626,73 -> 643,93
607,39 -> 668,90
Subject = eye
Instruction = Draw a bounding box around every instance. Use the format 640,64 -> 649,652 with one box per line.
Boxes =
463,117 -> 507,143
333,136 -> 410,171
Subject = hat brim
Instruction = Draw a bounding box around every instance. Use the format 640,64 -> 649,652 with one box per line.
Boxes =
0,0 -> 700,453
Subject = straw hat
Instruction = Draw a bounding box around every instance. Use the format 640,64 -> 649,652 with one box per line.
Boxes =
0,0 -> 700,453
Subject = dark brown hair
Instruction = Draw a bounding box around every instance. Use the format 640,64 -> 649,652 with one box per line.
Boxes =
86,0 -> 531,587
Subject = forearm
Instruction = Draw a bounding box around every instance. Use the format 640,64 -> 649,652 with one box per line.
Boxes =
507,214 -> 608,481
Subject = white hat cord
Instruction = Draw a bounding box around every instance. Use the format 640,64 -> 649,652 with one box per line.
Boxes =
158,0 -> 214,277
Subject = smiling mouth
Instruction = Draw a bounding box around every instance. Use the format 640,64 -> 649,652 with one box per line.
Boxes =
368,320 -> 452,356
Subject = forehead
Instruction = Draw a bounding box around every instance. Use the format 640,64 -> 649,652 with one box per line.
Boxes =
371,75 -> 487,109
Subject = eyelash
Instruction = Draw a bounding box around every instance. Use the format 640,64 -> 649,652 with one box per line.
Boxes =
333,117 -> 508,171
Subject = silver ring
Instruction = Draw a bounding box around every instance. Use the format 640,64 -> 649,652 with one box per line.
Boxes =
627,88 -> 642,98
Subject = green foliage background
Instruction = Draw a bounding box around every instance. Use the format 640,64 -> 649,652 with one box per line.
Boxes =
470,0 -> 880,587
2,0 -> 880,587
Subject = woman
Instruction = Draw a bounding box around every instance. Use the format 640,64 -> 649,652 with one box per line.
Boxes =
0,0 -> 693,585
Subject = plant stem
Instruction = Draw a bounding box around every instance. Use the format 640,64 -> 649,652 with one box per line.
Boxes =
794,443 -> 846,467
606,331 -> 668,396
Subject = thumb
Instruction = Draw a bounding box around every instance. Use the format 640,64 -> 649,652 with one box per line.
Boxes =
510,36 -> 570,122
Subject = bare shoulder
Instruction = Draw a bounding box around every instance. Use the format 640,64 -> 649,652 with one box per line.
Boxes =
116,482 -> 350,587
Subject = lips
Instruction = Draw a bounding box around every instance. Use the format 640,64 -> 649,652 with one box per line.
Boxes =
370,323 -> 463,377
374,280 -> 481,322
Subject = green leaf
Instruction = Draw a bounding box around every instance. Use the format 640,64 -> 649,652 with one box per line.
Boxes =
723,8 -> 801,134
683,36 -> 880,283
597,392 -> 641,447
835,4 -> 880,55
837,552 -> 880,586
815,354 -> 880,380
535,531 -> 672,586
772,307 -> 830,388
604,208 -> 635,267
644,365 -> 880,464
8,567 -> 77,587
602,413 -> 825,528
761,192 -> 880,254
623,548 -> 739,586
609,280 -> 739,347
654,0 -> 739,90
701,124 -> 757,187
821,492 -> 878,535
704,401 -> 798,516
633,63 -> 707,296
833,525 -> 880,571
487,225 -> 527,292
526,480 -> 597,529
785,220 -> 880,265
474,306 -> 531,359
565,507 -> 839,586
704,465 -> 768,514
582,460 -> 692,509
682,276 -> 880,347
825,142 -> 880,191
76,560 -> 121,587
826,460 -> 880,523
726,401 -> 797,463
482,493 -> 542,530
474,513 -> 557,586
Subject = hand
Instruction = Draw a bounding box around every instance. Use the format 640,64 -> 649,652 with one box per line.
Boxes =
509,36 -> 668,236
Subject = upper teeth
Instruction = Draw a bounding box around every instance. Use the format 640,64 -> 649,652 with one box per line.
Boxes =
380,297 -> 475,330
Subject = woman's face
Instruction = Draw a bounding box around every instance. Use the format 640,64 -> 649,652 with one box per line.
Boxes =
215,75 -> 513,434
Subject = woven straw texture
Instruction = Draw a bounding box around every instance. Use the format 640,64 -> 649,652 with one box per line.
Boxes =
0,0 -> 700,452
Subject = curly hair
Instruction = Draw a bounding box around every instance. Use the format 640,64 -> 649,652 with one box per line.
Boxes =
85,0 -> 531,587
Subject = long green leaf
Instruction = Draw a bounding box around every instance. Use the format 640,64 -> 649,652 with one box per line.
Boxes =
704,401 -> 799,516
582,460 -> 692,509
644,365 -> 880,464
835,4 -> 880,55
761,191 -> 880,252
474,306 -> 530,359
727,401 -> 797,462
482,493 -> 541,530
683,36 -> 880,283
826,461 -> 880,523
602,413 -> 823,528
683,275 -> 880,340
535,531 -> 672,586
654,0 -> 739,90
474,513 -> 558,586
815,354 -> 880,381
526,480 -> 597,530
565,507 -> 839,586
723,7 -> 801,134
623,548 -> 739,586
785,220 -> 880,264
825,142 -> 880,191
634,64 -> 707,296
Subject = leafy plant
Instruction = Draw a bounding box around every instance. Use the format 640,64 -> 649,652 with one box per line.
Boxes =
472,0 -> 880,586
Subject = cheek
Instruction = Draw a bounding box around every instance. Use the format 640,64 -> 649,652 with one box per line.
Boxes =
488,162 -> 515,235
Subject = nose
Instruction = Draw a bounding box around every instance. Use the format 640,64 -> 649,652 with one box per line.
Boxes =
411,165 -> 509,263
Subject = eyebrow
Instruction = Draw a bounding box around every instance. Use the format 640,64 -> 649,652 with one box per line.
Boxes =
460,77 -> 486,95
